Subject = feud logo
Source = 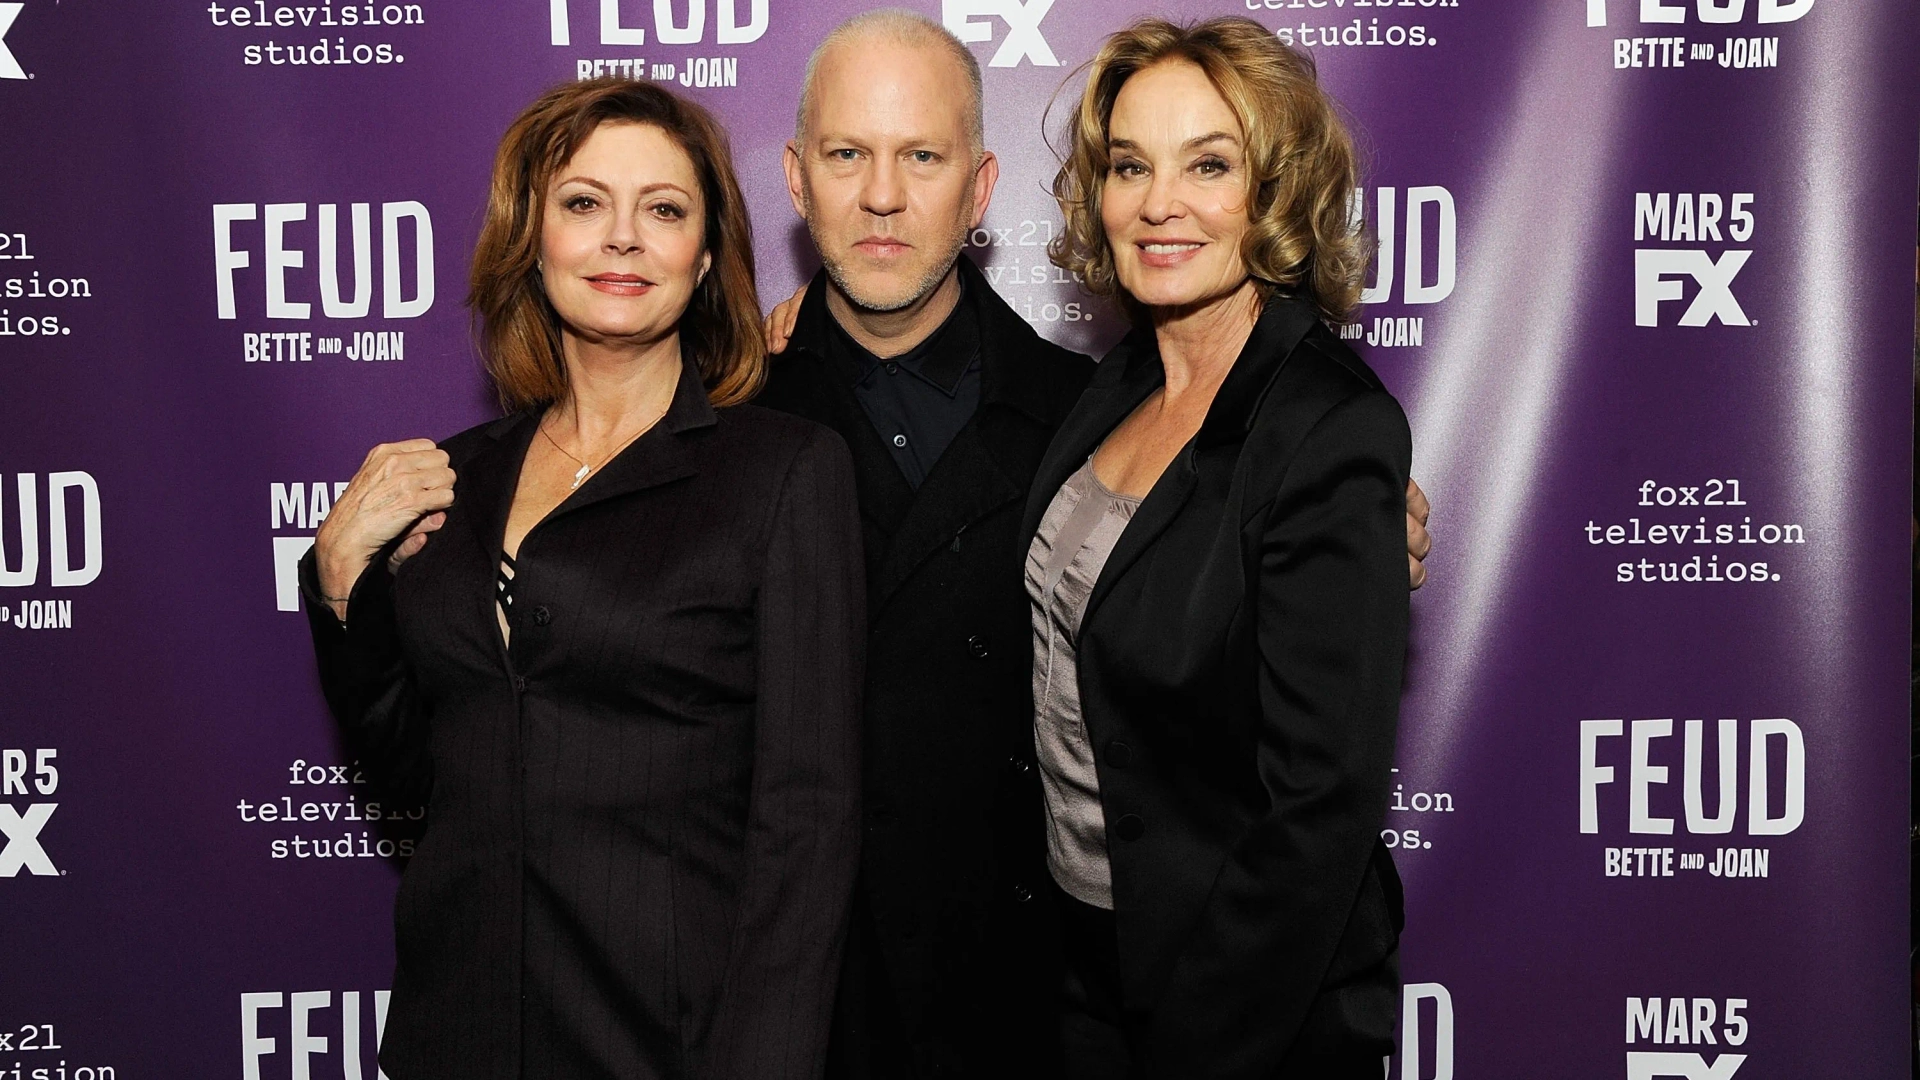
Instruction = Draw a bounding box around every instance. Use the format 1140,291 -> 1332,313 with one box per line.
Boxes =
1633,192 -> 1754,327
547,0 -> 770,46
943,0 -> 1057,67
1580,718 -> 1804,840
0,472 -> 103,589
1586,0 -> 1814,27
213,201 -> 434,321
242,991 -> 391,1080
1,749 -> 59,878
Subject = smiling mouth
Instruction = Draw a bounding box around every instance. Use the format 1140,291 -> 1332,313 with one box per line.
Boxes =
586,274 -> 655,295
1136,241 -> 1205,267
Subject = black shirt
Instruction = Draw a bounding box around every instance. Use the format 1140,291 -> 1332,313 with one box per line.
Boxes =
825,275 -> 983,488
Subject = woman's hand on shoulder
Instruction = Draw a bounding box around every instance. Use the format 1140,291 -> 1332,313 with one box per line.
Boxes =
761,282 -> 808,355
314,439 -> 456,608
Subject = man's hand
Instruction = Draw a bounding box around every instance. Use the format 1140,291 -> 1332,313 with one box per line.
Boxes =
1407,478 -> 1432,590
762,282 -> 809,355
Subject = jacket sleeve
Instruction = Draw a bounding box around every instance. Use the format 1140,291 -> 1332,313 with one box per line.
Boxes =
299,549 -> 434,809
1153,389 -> 1410,1076
701,426 -> 865,1080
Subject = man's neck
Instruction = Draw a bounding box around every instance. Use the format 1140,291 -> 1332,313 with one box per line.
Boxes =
824,264 -> 963,360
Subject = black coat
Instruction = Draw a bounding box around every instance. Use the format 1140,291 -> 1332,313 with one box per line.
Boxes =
1018,297 -> 1409,1078
301,357 -> 865,1080
754,256 -> 1094,1078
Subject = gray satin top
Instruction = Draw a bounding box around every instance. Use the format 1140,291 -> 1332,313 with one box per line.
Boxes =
1024,457 -> 1140,910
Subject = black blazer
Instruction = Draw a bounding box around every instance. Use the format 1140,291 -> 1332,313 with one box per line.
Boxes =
1018,297 -> 1410,1077
756,255 -> 1094,1078
301,358 -> 865,1080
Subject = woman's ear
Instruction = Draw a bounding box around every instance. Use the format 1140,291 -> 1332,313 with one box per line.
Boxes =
698,251 -> 713,286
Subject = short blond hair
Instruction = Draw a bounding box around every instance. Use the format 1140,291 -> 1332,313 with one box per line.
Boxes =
1049,17 -> 1366,322
796,9 -> 984,156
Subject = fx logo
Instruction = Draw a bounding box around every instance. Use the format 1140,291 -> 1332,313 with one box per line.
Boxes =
0,804 -> 58,876
1627,1052 -> 1746,1079
1634,250 -> 1751,326
0,4 -> 26,80
943,0 -> 1057,67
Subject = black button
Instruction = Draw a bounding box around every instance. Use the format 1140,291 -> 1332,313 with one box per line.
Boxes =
1105,741 -> 1133,768
511,675 -> 528,692
1007,756 -> 1032,774
1115,814 -> 1145,841
1011,883 -> 1033,902
966,634 -> 989,659
892,433 -> 908,448
884,362 -> 900,375
531,605 -> 552,627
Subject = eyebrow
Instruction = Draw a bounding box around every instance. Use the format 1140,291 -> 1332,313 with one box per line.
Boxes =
1106,132 -> 1241,153
553,177 -> 694,198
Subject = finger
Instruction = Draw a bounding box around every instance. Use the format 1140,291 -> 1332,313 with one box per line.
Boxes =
365,438 -> 437,469
402,511 -> 447,539
1409,552 -> 1427,591
780,286 -> 805,333
1407,516 -> 1432,560
388,532 -> 429,572
415,485 -> 456,512
1406,478 -> 1431,524
384,448 -> 451,474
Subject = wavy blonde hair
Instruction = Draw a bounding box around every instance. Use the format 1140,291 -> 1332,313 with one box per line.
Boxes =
1049,17 -> 1366,322
468,78 -> 766,412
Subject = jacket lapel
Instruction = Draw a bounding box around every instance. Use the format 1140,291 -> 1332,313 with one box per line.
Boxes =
540,355 -> 713,526
1018,328 -> 1162,548
461,355 -> 715,560
870,414 -> 1023,610
460,411 -> 538,560
1073,297 -> 1323,627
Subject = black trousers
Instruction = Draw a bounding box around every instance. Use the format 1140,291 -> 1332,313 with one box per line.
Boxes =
1055,885 -> 1388,1080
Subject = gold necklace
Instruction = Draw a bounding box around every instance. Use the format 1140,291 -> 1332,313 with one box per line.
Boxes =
540,396 -> 672,490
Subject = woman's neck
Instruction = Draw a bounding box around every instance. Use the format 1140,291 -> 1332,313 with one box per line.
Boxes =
1150,280 -> 1263,400
553,330 -> 683,453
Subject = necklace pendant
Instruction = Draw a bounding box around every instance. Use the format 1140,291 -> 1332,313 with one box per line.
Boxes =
571,464 -> 590,490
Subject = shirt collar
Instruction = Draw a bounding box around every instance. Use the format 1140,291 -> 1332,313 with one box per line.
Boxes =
824,271 -> 981,397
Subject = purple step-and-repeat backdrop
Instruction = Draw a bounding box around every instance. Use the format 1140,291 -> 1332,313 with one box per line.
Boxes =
2,0 -> 1916,1076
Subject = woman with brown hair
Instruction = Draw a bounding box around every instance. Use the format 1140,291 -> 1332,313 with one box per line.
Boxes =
301,79 -> 863,1079
1025,17 -> 1409,1078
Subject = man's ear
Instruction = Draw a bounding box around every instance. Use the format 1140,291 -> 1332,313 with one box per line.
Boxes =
784,140 -> 809,219
970,150 -> 1001,230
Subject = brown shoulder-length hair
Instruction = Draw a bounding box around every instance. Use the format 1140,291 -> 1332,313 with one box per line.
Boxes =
469,77 -> 766,411
1049,18 -> 1367,323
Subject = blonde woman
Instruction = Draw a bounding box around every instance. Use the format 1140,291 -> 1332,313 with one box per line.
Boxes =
1023,18 -> 1409,1077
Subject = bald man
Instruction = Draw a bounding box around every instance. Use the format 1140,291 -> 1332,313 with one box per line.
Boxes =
754,12 -> 1432,1078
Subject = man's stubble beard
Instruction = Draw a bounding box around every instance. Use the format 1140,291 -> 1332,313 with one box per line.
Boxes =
804,189 -> 973,315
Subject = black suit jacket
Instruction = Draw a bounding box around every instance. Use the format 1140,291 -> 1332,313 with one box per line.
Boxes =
301,357 -> 865,1080
1019,297 -> 1410,1078
755,256 -> 1095,1079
